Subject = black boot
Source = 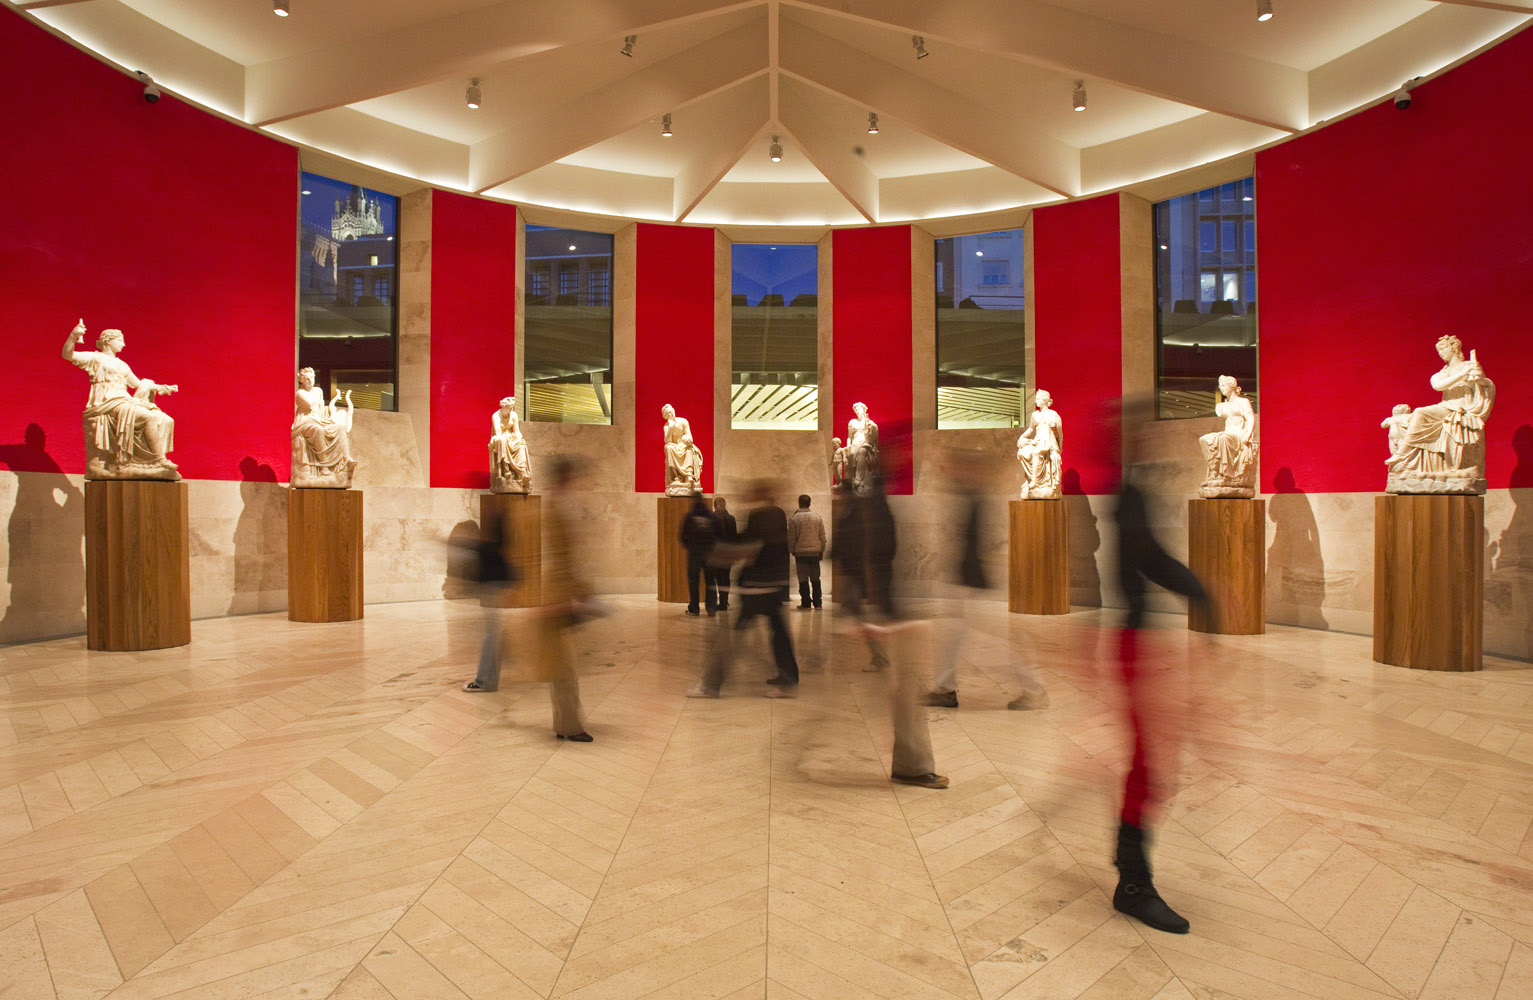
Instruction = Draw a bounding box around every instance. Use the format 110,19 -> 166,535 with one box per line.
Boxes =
1112,821 -> 1189,934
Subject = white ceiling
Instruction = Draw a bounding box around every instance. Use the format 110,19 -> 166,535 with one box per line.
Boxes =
13,0 -> 1532,230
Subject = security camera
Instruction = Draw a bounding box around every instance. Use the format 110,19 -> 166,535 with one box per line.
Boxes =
135,70 -> 160,103
1393,85 -> 1411,110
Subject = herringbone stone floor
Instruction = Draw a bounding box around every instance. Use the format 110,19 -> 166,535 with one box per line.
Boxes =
2,597 -> 1531,999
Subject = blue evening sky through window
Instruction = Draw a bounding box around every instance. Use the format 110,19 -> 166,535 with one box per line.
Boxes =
732,244 -> 815,305
301,171 -> 396,234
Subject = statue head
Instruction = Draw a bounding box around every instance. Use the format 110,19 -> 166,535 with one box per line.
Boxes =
1392,403 -> 1412,416
499,396 -> 515,410
1435,334 -> 1463,361
1217,375 -> 1240,397
831,437 -> 841,448
297,366 -> 316,389
1035,390 -> 1052,409
662,403 -> 676,419
853,401 -> 867,419
97,329 -> 124,353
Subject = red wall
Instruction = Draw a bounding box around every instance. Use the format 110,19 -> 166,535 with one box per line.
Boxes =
1031,195 -> 1123,494
429,192 -> 517,489
831,226 -> 914,495
1257,26 -> 1533,494
635,223 -> 715,494
0,9 -> 297,481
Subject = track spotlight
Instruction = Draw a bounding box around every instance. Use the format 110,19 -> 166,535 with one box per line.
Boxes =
1256,0 -> 1274,22
769,134 -> 783,163
620,34 -> 636,57
465,79 -> 481,109
1072,80 -> 1087,112
912,35 -> 929,60
273,1 -> 290,16
661,113 -> 673,137
135,70 -> 160,103
867,112 -> 879,134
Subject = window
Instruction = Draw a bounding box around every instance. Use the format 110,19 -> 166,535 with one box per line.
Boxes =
298,171 -> 399,411
731,244 -> 817,429
524,226 -> 614,424
935,228 -> 1026,428
1153,177 -> 1257,418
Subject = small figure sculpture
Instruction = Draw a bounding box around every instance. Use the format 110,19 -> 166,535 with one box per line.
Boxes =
62,319 -> 179,480
662,403 -> 703,496
845,402 -> 880,496
829,437 -> 846,488
489,396 -> 531,493
291,367 -> 356,488
1016,390 -> 1063,499
1381,404 -> 1413,457
1385,335 -> 1496,494
1197,375 -> 1258,499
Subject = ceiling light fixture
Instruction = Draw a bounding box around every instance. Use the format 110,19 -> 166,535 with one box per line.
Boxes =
866,112 -> 879,134
273,1 -> 289,16
465,78 -> 480,109
1072,80 -> 1087,112
661,113 -> 673,137
911,35 -> 929,60
1257,0 -> 1274,22
769,134 -> 783,162
620,34 -> 636,57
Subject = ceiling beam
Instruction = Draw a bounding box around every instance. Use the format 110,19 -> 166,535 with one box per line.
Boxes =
777,79 -> 878,222
470,21 -> 769,193
1432,1 -> 1533,13
245,0 -> 755,125
674,78 -> 771,221
777,19 -> 1079,196
789,0 -> 1309,132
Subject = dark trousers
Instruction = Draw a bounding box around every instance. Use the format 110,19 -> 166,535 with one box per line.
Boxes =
686,552 -> 716,613
737,588 -> 798,684
795,556 -> 822,607
711,566 -> 731,608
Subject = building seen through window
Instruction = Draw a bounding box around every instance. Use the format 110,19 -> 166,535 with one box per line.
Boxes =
1154,178 -> 1257,418
731,244 -> 817,430
935,229 -> 1027,428
298,171 -> 398,410
524,226 -> 613,424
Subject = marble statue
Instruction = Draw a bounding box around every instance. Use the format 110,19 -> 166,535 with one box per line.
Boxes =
662,403 -> 703,496
1381,404 -> 1413,457
490,396 -> 531,493
62,319 -> 180,480
845,402 -> 880,496
291,367 -> 356,488
829,437 -> 846,488
1016,390 -> 1063,499
1385,335 -> 1496,494
1197,375 -> 1258,499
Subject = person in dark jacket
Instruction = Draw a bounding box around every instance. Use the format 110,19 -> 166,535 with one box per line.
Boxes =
711,495 -> 737,611
680,491 -> 718,616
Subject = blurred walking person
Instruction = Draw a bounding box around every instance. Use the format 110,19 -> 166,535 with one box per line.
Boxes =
462,507 -> 518,692
538,456 -> 595,742
681,491 -> 718,616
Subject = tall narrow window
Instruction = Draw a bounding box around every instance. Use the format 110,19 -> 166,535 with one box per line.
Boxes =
298,171 -> 398,410
524,226 -> 614,424
935,229 -> 1027,428
1154,177 -> 1257,418
731,244 -> 817,429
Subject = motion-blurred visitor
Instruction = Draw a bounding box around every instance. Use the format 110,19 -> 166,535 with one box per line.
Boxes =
681,491 -> 718,616
462,507 -> 517,692
538,456 -> 595,742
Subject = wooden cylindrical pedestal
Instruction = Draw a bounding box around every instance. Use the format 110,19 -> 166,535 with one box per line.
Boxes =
480,493 -> 542,608
1009,499 -> 1069,615
1374,494 -> 1483,671
288,489 -> 363,622
1187,498 -> 1266,634
657,495 -> 691,603
85,480 -> 190,651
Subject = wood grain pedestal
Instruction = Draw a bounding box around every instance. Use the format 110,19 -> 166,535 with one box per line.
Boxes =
1374,494 -> 1483,671
85,480 -> 190,651
1187,498 -> 1266,634
480,494 -> 542,608
657,495 -> 691,603
1009,499 -> 1069,615
288,489 -> 363,623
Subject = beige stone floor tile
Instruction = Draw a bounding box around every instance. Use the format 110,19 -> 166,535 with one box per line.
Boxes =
1365,884 -> 1464,997
0,916 -> 58,1000
82,865 -> 175,978
33,889 -> 120,1000
0,784 -> 33,842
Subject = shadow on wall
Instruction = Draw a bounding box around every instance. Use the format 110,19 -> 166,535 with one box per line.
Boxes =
0,424 -> 85,642
229,456 -> 286,616
1062,468 -> 1102,607
444,519 -> 481,601
1486,425 -> 1533,659
1267,467 -> 1328,629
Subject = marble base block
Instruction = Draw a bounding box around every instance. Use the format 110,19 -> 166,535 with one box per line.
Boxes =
1374,494 -> 1482,671
85,480 -> 190,651
1009,499 -> 1069,615
288,489 -> 364,623
1188,498 -> 1265,635
657,495 -> 691,603
481,493 -> 542,608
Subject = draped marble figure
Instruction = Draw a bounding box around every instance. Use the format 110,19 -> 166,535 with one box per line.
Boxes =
1016,390 -> 1063,499
662,403 -> 703,496
62,319 -> 180,480
291,367 -> 356,488
845,402 -> 880,496
490,396 -> 531,493
1197,375 -> 1258,499
1385,335 -> 1495,495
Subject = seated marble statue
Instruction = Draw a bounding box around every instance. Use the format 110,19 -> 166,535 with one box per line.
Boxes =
62,319 -> 179,480
1197,375 -> 1258,498
1016,390 -> 1063,499
846,402 -> 880,496
489,395 -> 531,493
829,436 -> 846,488
1385,335 -> 1496,494
291,367 -> 356,488
662,403 -> 703,496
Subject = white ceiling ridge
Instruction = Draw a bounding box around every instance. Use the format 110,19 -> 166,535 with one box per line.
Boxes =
776,80 -> 878,223
673,80 -> 774,222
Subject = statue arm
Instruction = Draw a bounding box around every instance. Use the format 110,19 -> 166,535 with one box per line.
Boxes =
62,319 -> 86,362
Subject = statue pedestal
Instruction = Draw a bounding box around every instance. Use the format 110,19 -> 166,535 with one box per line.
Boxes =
288,489 -> 363,623
657,496 -> 691,603
1374,494 -> 1482,671
481,494 -> 542,608
1009,500 -> 1069,615
1187,498 -> 1266,635
85,480 -> 190,651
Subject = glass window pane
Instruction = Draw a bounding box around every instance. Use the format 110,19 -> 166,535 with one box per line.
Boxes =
1198,221 -> 1216,253
731,244 -> 817,429
524,226 -> 614,424
298,172 -> 398,411
935,228 -> 1026,429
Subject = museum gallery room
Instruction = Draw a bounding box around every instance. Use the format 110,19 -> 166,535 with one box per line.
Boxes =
3,1 -> 1533,998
